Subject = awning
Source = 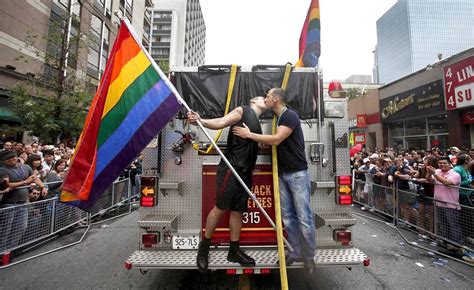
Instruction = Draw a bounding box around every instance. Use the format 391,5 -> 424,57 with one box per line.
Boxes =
0,107 -> 22,123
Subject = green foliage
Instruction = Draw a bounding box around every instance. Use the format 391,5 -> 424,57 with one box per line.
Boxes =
9,11 -> 92,144
10,84 -> 90,144
346,87 -> 363,100
158,60 -> 170,74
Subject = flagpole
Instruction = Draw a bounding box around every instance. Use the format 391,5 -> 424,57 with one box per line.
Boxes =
121,19 -> 294,252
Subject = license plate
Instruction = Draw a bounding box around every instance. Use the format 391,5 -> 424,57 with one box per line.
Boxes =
172,235 -> 199,249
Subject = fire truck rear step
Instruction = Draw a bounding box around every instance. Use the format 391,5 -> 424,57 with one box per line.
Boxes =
315,212 -> 356,228
126,248 -> 367,270
138,214 -> 179,230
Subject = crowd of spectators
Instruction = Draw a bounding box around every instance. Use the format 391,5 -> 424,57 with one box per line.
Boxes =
352,145 -> 473,260
0,140 -> 73,250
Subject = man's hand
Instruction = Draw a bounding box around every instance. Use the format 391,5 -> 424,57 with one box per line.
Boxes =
24,175 -> 36,185
187,111 -> 201,125
232,123 -> 251,139
258,143 -> 270,150
426,165 -> 436,174
41,187 -> 48,197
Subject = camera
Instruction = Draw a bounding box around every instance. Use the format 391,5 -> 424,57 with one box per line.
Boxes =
0,179 -> 8,191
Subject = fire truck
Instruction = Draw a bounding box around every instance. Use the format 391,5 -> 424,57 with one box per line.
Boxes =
125,65 -> 369,274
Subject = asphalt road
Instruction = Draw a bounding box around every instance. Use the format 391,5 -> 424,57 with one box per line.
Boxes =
1,206 -> 473,289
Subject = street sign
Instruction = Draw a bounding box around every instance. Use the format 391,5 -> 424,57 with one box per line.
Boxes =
354,133 -> 366,144
444,56 -> 474,110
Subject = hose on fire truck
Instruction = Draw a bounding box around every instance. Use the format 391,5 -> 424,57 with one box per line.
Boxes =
273,63 -> 292,290
192,64 -> 238,154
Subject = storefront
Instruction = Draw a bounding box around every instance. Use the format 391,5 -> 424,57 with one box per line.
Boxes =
380,80 -> 448,151
442,54 -> 474,148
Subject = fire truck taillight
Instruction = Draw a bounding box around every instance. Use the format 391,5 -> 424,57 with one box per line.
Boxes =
333,230 -> 352,245
335,175 -> 352,205
140,176 -> 157,207
226,269 -> 237,275
142,233 -> 160,248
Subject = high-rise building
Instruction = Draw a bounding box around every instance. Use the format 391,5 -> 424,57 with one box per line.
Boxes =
148,0 -> 206,67
375,0 -> 474,84
0,0 -> 152,143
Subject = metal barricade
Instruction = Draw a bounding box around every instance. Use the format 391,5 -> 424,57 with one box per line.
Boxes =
0,178 -> 132,255
353,179 -> 395,219
354,178 -> 474,250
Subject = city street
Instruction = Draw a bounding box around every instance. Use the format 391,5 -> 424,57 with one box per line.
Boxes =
1,207 -> 472,289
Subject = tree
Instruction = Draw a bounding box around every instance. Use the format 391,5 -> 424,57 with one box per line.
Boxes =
10,3 -> 92,144
158,60 -> 170,75
346,87 -> 363,100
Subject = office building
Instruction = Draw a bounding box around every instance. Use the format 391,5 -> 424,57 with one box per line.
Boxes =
375,0 -> 474,84
149,0 -> 206,67
0,0 -> 152,143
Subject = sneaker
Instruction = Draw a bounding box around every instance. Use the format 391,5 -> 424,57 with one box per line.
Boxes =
227,249 -> 256,267
361,206 -> 367,211
196,240 -> 210,272
368,208 -> 375,212
304,259 -> 316,275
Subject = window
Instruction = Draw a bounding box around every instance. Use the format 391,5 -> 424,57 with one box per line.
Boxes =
100,26 -> 110,73
388,121 -> 404,137
405,118 -> 426,136
87,48 -> 100,70
55,0 -> 69,10
125,0 -> 133,12
71,0 -> 80,16
91,15 -> 102,39
88,15 -> 103,77
428,115 -> 448,134
105,0 -> 112,16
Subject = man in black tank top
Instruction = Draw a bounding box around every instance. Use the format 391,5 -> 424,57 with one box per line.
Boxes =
233,88 -> 317,274
187,96 -> 266,272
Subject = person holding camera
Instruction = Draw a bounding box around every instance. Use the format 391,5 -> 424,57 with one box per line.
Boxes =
0,151 -> 48,249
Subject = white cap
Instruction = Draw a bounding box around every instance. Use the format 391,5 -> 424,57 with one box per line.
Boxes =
363,158 -> 370,163
370,153 -> 379,159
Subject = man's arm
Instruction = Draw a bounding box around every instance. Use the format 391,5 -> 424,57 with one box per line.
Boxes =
426,166 -> 457,186
232,123 -> 293,146
187,107 -> 243,130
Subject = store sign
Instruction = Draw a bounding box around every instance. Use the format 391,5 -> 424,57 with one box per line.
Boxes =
380,80 -> 444,121
461,110 -> 474,124
444,56 -> 474,110
354,133 -> 366,144
356,114 -> 367,128
348,118 -> 357,128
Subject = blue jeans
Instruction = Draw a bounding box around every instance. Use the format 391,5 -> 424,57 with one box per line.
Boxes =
134,174 -> 141,196
0,204 -> 29,252
279,170 -> 316,260
437,206 -> 463,245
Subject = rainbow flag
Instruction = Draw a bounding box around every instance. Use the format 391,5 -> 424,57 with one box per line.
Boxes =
60,20 -> 182,210
296,0 -> 321,67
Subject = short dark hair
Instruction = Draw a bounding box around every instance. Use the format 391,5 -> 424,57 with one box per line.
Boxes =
269,88 -> 288,103
438,156 -> 450,163
456,154 -> 470,166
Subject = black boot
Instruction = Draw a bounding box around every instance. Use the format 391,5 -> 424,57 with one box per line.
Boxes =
197,238 -> 211,272
227,241 -> 256,267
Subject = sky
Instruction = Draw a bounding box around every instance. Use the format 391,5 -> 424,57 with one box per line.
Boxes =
199,0 -> 397,81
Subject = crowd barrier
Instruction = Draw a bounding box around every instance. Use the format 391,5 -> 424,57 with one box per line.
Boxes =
0,178 -> 136,255
354,179 -> 474,250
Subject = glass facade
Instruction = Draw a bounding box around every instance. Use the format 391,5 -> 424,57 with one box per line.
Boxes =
388,114 -> 448,151
376,0 -> 474,84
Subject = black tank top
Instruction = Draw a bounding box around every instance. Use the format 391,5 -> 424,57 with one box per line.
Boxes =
221,106 -> 262,170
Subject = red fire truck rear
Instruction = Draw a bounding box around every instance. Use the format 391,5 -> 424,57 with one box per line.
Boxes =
125,65 -> 368,274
